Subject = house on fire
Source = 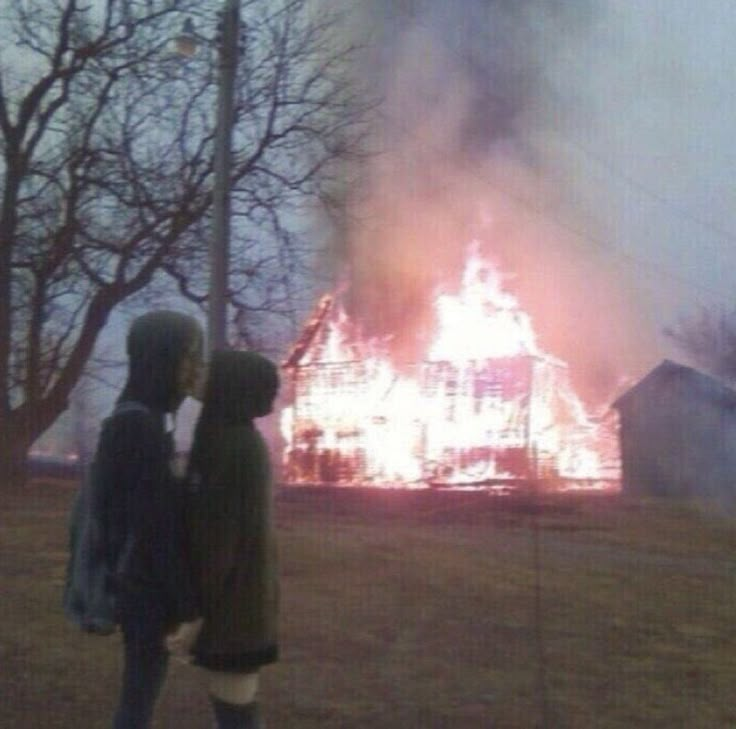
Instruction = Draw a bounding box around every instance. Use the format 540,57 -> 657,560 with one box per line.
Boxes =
613,359 -> 736,505
281,295 -> 611,487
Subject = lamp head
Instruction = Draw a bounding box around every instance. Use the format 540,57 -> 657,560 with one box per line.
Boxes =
174,18 -> 198,58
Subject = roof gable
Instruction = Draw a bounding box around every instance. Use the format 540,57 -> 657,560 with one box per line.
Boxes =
613,359 -> 736,411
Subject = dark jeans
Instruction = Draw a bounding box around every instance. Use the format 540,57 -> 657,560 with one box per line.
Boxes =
112,638 -> 169,729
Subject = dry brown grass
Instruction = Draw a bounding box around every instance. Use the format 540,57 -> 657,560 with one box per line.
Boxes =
1,483 -> 735,728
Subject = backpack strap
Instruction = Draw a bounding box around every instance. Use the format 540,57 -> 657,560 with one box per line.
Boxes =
105,400 -> 152,581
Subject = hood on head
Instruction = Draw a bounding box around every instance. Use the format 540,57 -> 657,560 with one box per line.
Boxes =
119,310 -> 202,412
203,350 -> 280,423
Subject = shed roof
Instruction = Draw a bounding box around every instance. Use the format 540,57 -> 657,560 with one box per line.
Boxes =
612,359 -> 736,411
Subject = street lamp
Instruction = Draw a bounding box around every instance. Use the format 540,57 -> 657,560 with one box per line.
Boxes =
176,1 -> 240,353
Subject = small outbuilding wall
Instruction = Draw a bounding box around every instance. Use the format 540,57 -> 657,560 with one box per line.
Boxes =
613,360 -> 736,505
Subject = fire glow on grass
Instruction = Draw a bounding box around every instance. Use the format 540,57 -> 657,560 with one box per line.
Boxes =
281,243 -> 620,489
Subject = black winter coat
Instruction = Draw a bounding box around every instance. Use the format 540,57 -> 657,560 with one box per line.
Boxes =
98,406 -> 199,641
187,424 -> 279,671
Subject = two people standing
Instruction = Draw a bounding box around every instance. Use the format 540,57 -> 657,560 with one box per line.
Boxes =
90,311 -> 279,728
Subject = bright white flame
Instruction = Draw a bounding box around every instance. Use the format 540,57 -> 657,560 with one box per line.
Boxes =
430,246 -> 539,360
282,243 -> 620,488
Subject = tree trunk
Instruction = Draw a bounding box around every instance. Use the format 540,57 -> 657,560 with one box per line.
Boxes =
0,426 -> 32,490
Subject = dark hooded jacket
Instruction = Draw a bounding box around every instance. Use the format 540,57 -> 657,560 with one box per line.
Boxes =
98,311 -> 201,640
186,350 -> 280,671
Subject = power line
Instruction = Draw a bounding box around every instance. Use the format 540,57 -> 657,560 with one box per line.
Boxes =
385,116 -> 730,305
390,13 -> 736,304
559,136 -> 736,255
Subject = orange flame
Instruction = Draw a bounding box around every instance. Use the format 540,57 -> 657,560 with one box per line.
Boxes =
281,243 -> 620,489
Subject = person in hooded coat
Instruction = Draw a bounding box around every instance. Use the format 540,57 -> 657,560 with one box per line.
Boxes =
179,350 -> 280,729
98,310 -> 204,729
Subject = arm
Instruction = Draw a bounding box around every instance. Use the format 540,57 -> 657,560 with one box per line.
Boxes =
154,464 -> 201,623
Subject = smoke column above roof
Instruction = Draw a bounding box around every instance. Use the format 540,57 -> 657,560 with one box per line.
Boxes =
321,0 -> 736,401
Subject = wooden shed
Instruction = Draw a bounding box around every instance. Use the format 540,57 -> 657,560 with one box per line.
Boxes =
612,359 -> 736,504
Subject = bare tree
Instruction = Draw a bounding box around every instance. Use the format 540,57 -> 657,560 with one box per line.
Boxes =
664,305 -> 736,385
0,0 -> 367,488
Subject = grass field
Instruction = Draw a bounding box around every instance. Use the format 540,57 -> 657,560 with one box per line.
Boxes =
1,482 -> 735,728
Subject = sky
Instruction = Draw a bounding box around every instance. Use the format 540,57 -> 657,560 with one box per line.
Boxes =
331,0 -> 736,398
29,0 -> 736,449
529,0 -> 736,317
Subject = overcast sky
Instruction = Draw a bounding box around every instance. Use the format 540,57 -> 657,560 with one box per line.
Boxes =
34,0 -> 736,411
530,0 -> 736,315
17,0 -> 736,453
99,0 -> 736,401
332,0 -> 736,395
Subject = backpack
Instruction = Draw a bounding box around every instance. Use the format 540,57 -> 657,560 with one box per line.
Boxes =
62,401 -> 150,635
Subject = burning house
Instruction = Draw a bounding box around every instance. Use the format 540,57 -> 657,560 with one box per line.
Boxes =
281,248 -> 619,489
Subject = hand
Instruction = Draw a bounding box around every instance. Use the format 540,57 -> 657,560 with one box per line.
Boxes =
165,617 -> 203,661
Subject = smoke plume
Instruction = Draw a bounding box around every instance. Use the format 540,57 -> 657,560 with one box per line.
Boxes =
327,0 -> 733,401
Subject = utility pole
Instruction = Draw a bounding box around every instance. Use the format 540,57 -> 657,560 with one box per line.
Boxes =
209,0 -> 240,352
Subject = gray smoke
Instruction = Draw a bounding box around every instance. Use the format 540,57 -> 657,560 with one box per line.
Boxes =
328,0 -> 736,401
